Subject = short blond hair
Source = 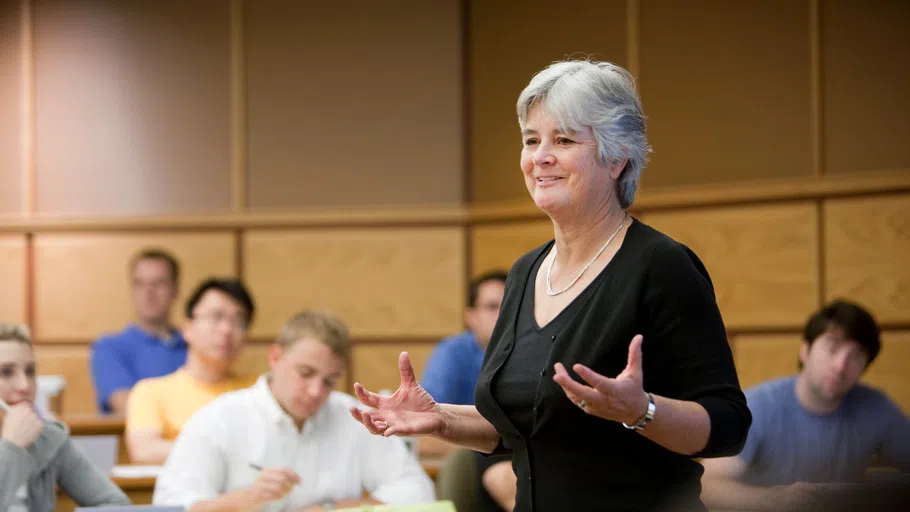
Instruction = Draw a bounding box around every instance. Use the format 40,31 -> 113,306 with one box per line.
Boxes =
275,310 -> 350,362
0,323 -> 32,345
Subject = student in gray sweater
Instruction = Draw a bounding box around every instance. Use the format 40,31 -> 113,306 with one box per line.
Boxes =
0,323 -> 130,511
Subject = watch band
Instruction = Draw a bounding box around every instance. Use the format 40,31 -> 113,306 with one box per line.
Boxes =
622,392 -> 655,431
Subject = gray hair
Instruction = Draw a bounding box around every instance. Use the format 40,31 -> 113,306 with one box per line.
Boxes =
517,60 -> 651,209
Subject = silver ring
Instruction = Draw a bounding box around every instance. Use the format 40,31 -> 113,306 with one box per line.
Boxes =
377,421 -> 389,428
576,399 -> 586,409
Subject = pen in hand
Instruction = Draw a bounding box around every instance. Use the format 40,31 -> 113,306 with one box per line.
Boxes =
0,398 -> 10,411
249,462 -> 302,488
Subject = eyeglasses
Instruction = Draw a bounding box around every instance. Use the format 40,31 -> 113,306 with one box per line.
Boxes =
193,311 -> 248,331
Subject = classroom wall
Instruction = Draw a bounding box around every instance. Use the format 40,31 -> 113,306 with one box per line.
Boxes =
0,0 -> 907,415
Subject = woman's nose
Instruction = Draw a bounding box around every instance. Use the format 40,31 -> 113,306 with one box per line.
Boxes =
533,143 -> 555,166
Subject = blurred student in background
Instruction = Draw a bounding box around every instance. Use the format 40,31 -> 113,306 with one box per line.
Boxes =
1,323 -> 130,510
126,277 -> 257,464
701,300 -> 910,511
90,249 -> 187,415
154,310 -> 434,512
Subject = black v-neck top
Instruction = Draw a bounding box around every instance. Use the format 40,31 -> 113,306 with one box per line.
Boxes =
474,217 -> 752,512
492,244 -> 603,438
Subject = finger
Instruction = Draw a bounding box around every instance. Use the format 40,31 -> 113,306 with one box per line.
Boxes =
398,351 -> 418,387
384,422 -> 416,437
360,410 -> 384,435
281,469 -> 301,484
349,406 -> 366,424
625,335 -> 644,376
552,369 -> 601,405
353,382 -> 382,408
573,364 -> 616,395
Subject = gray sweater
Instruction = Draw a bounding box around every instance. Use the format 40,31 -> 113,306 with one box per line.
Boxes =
0,420 -> 131,511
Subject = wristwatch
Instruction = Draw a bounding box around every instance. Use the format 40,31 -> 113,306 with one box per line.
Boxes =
622,392 -> 655,431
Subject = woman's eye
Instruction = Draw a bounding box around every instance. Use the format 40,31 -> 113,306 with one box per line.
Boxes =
556,137 -> 575,145
523,138 -> 539,146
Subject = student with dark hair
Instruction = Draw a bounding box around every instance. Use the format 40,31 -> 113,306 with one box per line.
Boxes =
90,248 -> 187,414
702,299 -> 910,511
125,277 -> 258,464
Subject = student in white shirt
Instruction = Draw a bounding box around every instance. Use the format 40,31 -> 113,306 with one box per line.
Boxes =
153,310 -> 435,512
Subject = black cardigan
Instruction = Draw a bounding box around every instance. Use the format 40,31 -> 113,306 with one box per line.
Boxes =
474,218 -> 752,512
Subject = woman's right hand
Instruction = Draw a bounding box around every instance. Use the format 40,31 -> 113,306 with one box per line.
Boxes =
1,403 -> 44,449
349,351 -> 445,438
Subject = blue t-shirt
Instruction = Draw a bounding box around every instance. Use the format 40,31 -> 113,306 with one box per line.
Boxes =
90,324 -> 188,413
738,375 -> 910,485
420,330 -> 486,405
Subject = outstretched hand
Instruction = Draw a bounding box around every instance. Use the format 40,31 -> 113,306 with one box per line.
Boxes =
552,334 -> 649,425
349,351 -> 446,437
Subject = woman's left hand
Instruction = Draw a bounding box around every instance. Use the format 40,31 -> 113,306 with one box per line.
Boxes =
553,334 -> 649,425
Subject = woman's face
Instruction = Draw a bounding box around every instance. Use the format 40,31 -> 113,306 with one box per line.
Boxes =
0,341 -> 37,412
520,105 -> 623,215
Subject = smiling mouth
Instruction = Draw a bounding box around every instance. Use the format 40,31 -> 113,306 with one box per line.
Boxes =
537,177 -> 562,182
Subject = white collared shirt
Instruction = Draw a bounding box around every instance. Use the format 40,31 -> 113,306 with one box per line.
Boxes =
153,375 -> 435,511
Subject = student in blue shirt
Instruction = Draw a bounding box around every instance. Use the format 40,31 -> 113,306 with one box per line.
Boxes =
90,249 -> 187,415
701,300 -> 910,511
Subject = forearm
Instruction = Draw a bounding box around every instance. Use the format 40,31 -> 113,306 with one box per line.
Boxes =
638,395 -> 709,456
0,441 -> 34,508
435,405 -> 500,453
128,436 -> 174,464
700,476 -> 788,511
417,436 -> 457,457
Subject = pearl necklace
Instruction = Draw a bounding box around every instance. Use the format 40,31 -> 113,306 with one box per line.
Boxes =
546,215 -> 627,296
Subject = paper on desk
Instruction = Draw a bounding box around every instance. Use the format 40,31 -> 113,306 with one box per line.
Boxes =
110,465 -> 164,478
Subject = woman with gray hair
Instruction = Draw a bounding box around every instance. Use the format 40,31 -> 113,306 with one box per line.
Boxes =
0,323 -> 131,511
350,59 -> 751,511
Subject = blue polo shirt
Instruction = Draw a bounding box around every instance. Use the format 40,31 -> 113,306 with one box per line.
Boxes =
420,330 -> 486,405
90,324 -> 188,413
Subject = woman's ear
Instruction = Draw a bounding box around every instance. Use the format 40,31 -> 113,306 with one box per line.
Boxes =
609,159 -> 628,180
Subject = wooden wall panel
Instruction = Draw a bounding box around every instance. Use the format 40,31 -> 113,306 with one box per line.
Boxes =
244,228 -> 465,338
862,331 -> 910,414
644,203 -> 819,329
733,334 -> 801,391
351,342 -> 436,396
469,0 -> 627,203
33,344 -> 95,416
245,0 -> 462,209
0,235 -> 27,325
471,220 -> 552,277
33,0 -> 232,215
34,232 -> 236,340
0,0 -> 23,214
823,0 -> 910,174
824,194 -> 910,324
638,0 -> 811,188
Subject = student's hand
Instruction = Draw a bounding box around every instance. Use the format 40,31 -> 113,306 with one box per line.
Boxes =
349,351 -> 445,438
240,467 -> 300,509
0,403 -> 44,449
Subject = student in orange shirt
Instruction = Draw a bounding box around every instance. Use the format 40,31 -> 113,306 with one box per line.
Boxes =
126,278 -> 257,464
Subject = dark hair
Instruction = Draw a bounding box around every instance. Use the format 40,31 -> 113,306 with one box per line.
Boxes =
184,278 -> 256,325
803,299 -> 881,365
468,270 -> 508,308
131,248 -> 180,283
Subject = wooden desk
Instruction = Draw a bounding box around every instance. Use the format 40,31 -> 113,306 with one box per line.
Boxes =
56,462 -> 440,512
